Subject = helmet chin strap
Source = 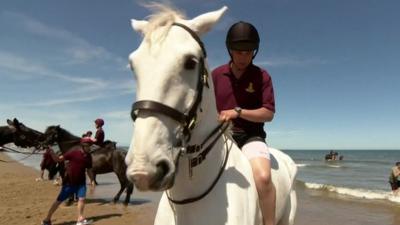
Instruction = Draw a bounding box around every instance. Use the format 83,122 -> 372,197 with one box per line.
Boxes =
252,48 -> 258,59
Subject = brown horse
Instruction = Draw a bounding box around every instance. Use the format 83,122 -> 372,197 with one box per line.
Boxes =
41,125 -> 134,204
1,118 -> 43,148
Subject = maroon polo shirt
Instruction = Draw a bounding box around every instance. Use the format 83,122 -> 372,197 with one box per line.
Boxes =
94,128 -> 104,146
40,148 -> 56,170
212,62 -> 275,138
63,148 -> 92,185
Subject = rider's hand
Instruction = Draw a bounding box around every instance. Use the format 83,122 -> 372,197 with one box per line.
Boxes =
218,109 -> 239,122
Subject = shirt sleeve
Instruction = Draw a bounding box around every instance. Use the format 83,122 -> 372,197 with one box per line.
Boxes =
63,150 -> 71,160
261,70 -> 276,113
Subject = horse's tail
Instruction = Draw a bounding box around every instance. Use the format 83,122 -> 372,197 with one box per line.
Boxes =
271,148 -> 298,188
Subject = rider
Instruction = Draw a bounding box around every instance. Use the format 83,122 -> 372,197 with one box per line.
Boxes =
91,118 -> 105,147
212,21 -> 276,225
41,137 -> 93,225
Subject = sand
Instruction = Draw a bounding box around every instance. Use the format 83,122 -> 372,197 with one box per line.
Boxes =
2,152 -> 400,225
0,153 -> 157,225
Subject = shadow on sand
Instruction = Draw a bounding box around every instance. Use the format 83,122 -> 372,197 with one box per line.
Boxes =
55,213 -> 122,225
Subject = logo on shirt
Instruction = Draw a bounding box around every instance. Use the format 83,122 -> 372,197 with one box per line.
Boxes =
245,82 -> 255,93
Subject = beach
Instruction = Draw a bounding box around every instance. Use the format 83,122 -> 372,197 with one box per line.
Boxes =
0,152 -> 157,225
1,151 -> 400,225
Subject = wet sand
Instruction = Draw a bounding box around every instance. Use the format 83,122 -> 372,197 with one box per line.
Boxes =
1,152 -> 400,225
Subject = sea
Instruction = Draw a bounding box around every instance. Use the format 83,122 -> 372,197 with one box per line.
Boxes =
284,149 -> 400,205
3,146 -> 400,206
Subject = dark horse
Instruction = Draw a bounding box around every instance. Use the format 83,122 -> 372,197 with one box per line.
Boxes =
41,125 -> 134,204
1,118 -> 43,148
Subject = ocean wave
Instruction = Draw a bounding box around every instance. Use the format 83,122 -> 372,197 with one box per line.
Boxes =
302,181 -> 400,204
326,164 -> 342,168
296,163 -> 309,167
295,163 -> 346,169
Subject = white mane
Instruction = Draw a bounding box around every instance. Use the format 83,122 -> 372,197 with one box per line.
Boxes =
142,4 -> 186,43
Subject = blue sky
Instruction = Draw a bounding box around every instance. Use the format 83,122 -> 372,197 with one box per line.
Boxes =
1,0 -> 399,150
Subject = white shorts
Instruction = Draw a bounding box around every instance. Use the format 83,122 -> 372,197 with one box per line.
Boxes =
241,141 -> 270,161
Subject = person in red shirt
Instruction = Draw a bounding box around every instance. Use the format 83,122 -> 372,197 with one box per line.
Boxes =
37,147 -> 58,181
41,138 -> 93,225
212,21 -> 276,225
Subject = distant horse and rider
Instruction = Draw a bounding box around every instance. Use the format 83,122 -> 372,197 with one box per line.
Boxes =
41,125 -> 134,205
125,4 -> 297,225
0,118 -> 134,205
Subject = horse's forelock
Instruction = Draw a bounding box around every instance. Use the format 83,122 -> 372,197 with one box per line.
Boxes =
143,4 -> 186,42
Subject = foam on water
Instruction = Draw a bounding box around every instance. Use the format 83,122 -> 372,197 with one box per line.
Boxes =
296,163 -> 309,168
304,181 -> 400,204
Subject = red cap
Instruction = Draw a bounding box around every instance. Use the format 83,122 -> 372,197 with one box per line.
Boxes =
80,137 -> 94,145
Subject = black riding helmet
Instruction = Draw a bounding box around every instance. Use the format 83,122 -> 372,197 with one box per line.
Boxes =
226,21 -> 260,58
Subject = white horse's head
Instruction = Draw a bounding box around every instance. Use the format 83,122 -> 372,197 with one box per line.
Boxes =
126,5 -> 227,191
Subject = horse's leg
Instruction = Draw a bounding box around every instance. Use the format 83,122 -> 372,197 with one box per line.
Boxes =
87,169 -> 97,186
124,181 -> 134,205
113,173 -> 126,203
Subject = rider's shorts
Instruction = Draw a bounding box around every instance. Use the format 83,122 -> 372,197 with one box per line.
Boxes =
242,140 -> 271,161
232,132 -> 270,161
57,184 -> 87,201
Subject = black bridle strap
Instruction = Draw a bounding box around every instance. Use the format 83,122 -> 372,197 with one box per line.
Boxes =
172,23 -> 207,57
131,101 -> 188,125
186,121 -> 228,154
189,122 -> 229,168
131,23 -> 208,139
167,136 -> 230,204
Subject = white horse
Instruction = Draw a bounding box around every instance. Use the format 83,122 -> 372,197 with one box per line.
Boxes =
126,5 -> 297,225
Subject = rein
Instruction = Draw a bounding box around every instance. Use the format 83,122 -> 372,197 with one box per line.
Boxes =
167,136 -> 231,204
0,146 -> 42,163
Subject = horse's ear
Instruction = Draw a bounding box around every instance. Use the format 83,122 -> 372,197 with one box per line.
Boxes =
131,19 -> 148,34
7,119 -> 16,132
13,118 -> 20,124
7,119 -> 13,126
56,125 -> 61,130
189,6 -> 228,36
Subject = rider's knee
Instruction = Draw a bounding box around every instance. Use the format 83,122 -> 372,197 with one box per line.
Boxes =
254,170 -> 272,187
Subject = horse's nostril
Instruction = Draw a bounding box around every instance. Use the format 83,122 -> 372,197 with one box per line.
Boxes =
156,160 -> 170,179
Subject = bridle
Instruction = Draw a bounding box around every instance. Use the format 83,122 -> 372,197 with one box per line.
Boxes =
131,22 -> 209,141
41,128 -> 80,151
130,22 -> 230,204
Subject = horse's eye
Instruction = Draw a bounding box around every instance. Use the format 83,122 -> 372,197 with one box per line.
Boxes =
184,56 -> 198,70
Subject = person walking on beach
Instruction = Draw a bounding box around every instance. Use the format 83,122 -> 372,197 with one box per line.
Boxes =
41,138 -> 93,225
389,162 -> 400,196
212,21 -> 276,225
